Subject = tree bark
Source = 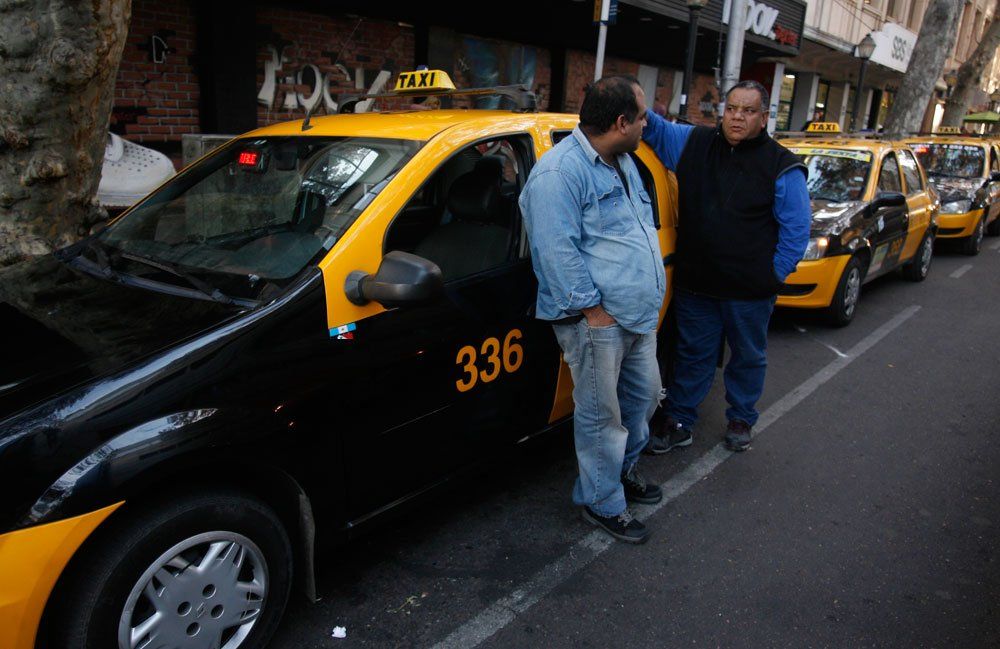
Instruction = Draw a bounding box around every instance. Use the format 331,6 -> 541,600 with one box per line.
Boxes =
0,0 -> 132,267
882,0 -> 963,139
942,0 -> 1000,126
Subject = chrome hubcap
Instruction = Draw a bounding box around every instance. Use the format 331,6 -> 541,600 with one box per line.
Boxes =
118,532 -> 268,649
843,268 -> 861,317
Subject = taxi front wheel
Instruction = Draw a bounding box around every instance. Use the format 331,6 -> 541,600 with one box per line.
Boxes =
825,256 -> 864,327
961,216 -> 985,255
41,490 -> 292,649
901,233 -> 934,282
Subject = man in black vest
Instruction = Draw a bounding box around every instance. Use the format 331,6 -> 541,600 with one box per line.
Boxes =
641,80 -> 811,452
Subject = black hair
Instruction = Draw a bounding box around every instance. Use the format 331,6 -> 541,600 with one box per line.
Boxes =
726,80 -> 770,112
579,75 -> 642,135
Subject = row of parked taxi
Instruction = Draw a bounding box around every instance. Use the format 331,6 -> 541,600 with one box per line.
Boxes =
775,123 -> 1000,325
2,70 -> 998,649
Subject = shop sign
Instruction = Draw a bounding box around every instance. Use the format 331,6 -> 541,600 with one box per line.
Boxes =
868,22 -> 916,74
722,0 -> 781,42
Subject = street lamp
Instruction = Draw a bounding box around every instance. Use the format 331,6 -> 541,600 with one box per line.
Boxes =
851,33 -> 876,132
680,0 -> 710,119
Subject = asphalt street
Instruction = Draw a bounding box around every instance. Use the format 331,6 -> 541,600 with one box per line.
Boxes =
271,238 -> 1000,648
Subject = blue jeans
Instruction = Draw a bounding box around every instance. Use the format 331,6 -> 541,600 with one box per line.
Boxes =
666,289 -> 775,429
552,321 -> 661,517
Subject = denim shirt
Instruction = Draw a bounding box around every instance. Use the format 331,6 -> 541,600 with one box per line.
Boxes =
520,127 -> 666,334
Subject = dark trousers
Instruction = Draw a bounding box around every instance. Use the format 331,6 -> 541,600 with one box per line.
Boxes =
665,289 -> 775,429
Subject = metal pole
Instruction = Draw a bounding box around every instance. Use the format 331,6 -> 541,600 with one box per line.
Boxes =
594,0 -> 611,81
720,0 -> 747,97
680,6 -> 702,119
851,58 -> 868,132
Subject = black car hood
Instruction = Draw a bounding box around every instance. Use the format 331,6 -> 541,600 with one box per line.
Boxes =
0,254 -> 246,419
927,176 -> 981,202
810,199 -> 866,237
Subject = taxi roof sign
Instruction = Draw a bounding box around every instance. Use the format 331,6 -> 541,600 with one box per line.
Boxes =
934,126 -> 962,134
394,70 -> 456,93
805,122 -> 841,133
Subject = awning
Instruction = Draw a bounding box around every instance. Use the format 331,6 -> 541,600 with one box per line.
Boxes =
963,111 -> 1000,123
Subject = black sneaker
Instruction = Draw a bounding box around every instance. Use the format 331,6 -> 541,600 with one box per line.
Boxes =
644,416 -> 693,455
622,464 -> 662,504
724,419 -> 752,452
582,506 -> 650,544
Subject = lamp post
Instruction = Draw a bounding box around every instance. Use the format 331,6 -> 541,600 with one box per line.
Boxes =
851,33 -> 876,132
680,0 -> 710,119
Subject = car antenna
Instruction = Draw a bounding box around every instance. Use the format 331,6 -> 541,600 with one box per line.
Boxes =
302,17 -> 364,132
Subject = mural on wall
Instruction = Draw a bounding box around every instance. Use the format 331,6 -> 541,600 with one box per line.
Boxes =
429,28 -> 548,110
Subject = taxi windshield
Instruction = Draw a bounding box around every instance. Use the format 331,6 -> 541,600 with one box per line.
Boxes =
95,136 -> 420,299
911,143 -> 984,178
792,149 -> 872,202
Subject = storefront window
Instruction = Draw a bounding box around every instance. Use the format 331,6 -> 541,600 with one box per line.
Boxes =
876,91 -> 894,131
775,74 -> 796,131
813,81 -> 831,122
845,86 -> 857,130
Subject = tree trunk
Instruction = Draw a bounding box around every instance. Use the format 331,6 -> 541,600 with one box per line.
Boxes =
882,0 -> 963,139
0,0 -> 132,267
942,0 -> 1000,126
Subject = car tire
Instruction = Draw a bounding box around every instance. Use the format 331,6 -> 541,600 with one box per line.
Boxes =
961,215 -> 985,255
825,256 -> 864,327
43,490 -> 292,649
901,233 -> 934,282
986,208 -> 1000,236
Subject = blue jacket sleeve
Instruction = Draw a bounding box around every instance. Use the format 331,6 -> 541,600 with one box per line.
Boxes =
641,109 -> 694,171
773,167 -> 812,280
519,169 -> 601,311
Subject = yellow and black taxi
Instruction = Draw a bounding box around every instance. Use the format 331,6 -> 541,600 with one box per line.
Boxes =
776,123 -> 937,326
903,127 -> 1000,254
0,71 -> 676,649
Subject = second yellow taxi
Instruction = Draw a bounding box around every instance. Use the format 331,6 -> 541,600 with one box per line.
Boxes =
777,123 -> 938,326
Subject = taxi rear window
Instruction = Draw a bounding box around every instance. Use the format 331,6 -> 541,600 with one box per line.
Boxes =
910,143 -> 984,178
789,148 -> 872,203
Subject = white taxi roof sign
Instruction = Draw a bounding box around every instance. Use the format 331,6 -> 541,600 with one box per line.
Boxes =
934,126 -> 962,134
805,122 -> 841,133
394,70 -> 456,93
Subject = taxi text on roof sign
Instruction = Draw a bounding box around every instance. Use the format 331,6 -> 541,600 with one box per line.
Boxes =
394,70 -> 456,93
805,122 -> 841,133
935,126 -> 962,134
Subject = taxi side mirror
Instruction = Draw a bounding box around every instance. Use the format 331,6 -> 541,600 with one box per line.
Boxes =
344,251 -> 443,308
871,191 -> 906,210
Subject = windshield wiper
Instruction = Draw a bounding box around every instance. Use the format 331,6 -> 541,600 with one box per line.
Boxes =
118,252 -> 239,305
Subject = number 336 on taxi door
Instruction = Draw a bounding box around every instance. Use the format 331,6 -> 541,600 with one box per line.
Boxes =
455,329 -> 524,392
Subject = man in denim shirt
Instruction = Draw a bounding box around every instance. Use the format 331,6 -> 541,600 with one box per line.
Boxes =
520,76 -> 666,544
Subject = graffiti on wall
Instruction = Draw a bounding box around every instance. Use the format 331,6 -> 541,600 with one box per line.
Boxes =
256,40 -> 397,114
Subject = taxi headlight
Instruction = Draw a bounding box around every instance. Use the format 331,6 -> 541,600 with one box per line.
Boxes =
941,199 -> 972,214
802,236 -> 829,260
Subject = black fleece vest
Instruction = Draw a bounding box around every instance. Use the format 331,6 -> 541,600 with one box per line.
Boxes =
674,127 -> 806,299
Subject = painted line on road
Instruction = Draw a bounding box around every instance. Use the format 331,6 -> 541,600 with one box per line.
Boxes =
989,239 -> 1000,250
432,305 -> 922,649
950,264 -> 973,278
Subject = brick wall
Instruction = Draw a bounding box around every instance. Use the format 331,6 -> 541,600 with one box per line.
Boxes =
112,0 -> 199,146
255,10 -> 415,125
563,51 -> 684,122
